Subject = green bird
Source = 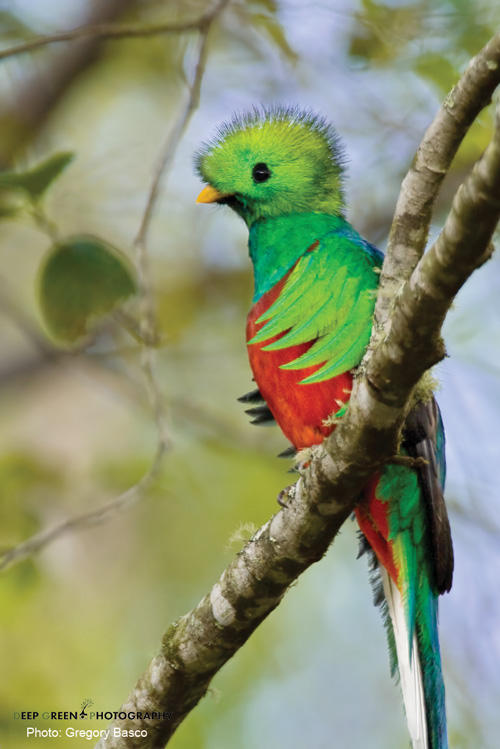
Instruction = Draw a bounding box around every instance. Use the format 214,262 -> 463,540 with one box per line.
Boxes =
195,106 -> 454,749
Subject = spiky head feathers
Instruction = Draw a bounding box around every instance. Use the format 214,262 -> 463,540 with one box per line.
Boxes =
195,106 -> 346,224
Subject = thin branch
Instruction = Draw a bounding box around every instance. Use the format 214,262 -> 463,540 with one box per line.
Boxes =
0,444 -> 165,573
0,12 -> 216,62
134,1 -> 228,250
373,30 -> 500,338
94,40 -> 500,749
133,0 -> 229,453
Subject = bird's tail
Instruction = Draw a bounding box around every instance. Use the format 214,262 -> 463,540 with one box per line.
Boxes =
358,400 -> 452,748
356,460 -> 450,748
379,565 -> 447,749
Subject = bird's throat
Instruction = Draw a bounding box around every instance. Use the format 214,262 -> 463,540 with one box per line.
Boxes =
248,213 -> 346,302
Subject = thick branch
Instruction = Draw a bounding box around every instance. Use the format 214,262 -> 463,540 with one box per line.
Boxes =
95,59 -> 500,749
369,102 -> 500,406
374,31 -> 500,335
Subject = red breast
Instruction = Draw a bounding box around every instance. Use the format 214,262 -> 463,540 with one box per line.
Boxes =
246,274 -> 352,449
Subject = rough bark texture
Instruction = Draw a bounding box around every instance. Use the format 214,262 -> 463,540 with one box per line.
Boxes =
95,44 -> 500,749
369,103 -> 500,407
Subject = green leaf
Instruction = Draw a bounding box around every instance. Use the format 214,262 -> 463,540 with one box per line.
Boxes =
0,152 -> 74,199
38,236 -> 137,343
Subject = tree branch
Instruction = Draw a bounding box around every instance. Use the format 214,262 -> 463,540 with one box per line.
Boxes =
368,103 -> 500,406
133,0 -> 229,456
94,41 -> 500,749
0,13 -> 214,62
0,444 -> 164,573
374,30 -> 500,336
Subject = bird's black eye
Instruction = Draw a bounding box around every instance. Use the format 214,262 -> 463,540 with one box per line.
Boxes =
252,162 -> 272,183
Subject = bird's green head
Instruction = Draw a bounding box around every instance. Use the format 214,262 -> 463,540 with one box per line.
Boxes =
195,106 -> 346,226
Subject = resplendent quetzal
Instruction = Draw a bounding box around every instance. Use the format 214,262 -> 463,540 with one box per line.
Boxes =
195,106 -> 454,749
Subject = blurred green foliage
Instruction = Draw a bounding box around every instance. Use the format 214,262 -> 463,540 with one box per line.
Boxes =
0,0 -> 499,748
350,0 -> 496,64
348,0 -> 499,171
0,451 -> 61,550
349,0 -> 423,62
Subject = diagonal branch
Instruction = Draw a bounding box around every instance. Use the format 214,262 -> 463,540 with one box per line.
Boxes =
94,50 -> 500,749
368,102 -> 500,407
0,444 -> 165,573
374,30 -> 500,337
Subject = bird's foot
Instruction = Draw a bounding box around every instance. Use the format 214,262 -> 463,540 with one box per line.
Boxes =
277,484 -> 295,508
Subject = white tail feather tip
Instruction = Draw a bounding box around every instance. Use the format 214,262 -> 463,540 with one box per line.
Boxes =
381,568 -> 429,749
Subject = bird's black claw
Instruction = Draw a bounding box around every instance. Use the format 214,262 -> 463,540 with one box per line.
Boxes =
238,387 -> 276,426
237,388 -> 265,404
244,405 -> 276,426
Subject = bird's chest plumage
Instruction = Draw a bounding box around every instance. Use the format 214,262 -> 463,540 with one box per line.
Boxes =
246,279 -> 420,591
246,274 -> 353,449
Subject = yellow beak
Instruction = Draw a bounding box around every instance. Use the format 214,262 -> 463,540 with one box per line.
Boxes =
196,185 -> 230,204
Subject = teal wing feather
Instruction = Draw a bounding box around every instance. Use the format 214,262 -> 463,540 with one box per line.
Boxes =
248,231 -> 381,384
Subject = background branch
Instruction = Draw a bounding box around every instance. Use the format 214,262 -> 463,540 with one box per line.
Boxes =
0,444 -> 164,572
133,0 -> 229,458
0,13 -> 215,62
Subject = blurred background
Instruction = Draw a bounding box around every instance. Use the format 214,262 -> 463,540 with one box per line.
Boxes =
1,0 -> 500,747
